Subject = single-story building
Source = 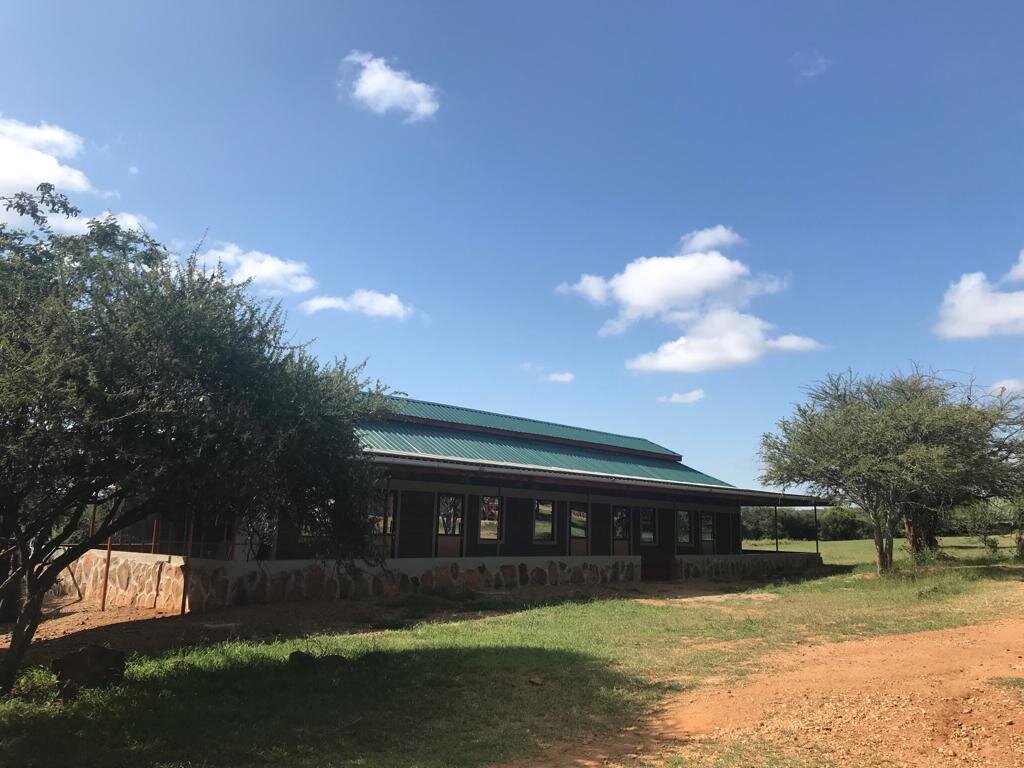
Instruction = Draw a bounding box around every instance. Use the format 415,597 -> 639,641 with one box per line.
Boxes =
60,397 -> 824,612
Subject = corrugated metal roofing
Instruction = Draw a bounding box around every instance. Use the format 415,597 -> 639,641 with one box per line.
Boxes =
358,420 -> 732,488
389,396 -> 680,458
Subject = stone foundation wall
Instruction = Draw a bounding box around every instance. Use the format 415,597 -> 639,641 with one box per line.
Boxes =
53,550 -> 185,612
674,551 -> 823,580
55,551 -> 640,614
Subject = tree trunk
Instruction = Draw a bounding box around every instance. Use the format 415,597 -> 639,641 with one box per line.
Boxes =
0,513 -> 20,623
904,508 -> 939,557
0,587 -> 45,694
872,524 -> 892,573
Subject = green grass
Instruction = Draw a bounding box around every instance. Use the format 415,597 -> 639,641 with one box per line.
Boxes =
744,534 -> 1018,567
2,544 -> 1022,767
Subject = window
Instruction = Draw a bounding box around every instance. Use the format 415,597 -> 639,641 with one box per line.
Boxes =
640,508 -> 657,544
569,502 -> 588,539
676,510 -> 693,546
437,494 -> 464,536
612,506 -> 631,540
371,490 -> 396,535
479,496 -> 501,541
701,512 -> 715,542
533,500 -> 554,541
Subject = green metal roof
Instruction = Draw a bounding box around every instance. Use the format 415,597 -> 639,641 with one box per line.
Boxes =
388,396 -> 680,458
358,420 -> 732,489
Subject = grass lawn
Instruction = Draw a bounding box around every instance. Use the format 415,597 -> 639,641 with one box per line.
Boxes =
2,539 -> 1022,767
744,534 -> 1019,567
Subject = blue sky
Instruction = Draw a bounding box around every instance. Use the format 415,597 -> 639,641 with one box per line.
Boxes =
4,2 -> 1024,488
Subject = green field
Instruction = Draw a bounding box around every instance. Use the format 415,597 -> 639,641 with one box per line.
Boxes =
744,534 -> 1018,567
2,537 -> 1021,767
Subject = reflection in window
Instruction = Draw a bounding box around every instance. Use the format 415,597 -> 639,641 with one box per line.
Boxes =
533,500 -> 554,541
612,506 -> 630,540
371,490 -> 396,535
479,496 -> 501,541
437,494 -> 464,536
701,512 -> 715,542
676,510 -> 693,545
570,502 -> 588,539
640,508 -> 657,544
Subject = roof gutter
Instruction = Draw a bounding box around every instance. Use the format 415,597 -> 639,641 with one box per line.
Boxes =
366,449 -> 825,506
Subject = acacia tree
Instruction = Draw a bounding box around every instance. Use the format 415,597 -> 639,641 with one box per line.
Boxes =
0,186 -> 392,692
760,371 -> 1023,573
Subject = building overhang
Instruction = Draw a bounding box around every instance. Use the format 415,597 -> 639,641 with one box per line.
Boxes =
367,449 -> 826,508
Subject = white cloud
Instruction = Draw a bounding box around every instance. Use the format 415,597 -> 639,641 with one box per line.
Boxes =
790,49 -> 832,80
678,225 -> 745,254
992,378 -> 1024,395
128,166 -> 139,175
545,372 -> 575,383
0,117 -> 92,198
935,253 -> 1024,338
626,309 -> 820,373
657,389 -> 705,404
200,243 -> 315,294
558,225 -> 781,337
341,51 -> 439,122
300,290 -> 412,319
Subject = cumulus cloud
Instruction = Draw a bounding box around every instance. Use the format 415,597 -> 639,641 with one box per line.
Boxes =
558,225 -> 783,336
199,243 -> 315,294
935,252 -> 1024,338
341,51 -> 439,122
300,290 -> 413,319
626,309 -> 820,373
790,48 -> 832,80
545,372 -> 575,383
657,389 -> 705,404
0,117 -> 92,199
560,227 -> 818,373
128,166 -> 139,175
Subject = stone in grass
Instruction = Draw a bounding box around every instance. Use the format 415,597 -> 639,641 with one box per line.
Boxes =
50,644 -> 126,699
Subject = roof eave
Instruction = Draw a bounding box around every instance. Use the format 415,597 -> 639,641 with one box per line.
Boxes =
367,450 -> 826,507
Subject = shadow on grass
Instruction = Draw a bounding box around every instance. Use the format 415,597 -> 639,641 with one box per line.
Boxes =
1,644 -> 655,768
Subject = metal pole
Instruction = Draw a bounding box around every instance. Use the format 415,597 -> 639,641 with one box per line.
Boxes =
814,505 -> 820,554
774,504 -> 779,552
150,517 -> 160,554
100,535 -> 113,611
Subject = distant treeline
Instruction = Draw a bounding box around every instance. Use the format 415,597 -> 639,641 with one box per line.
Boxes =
742,507 -> 873,541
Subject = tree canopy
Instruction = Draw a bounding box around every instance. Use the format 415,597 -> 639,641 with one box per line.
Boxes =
0,185 -> 392,691
760,370 -> 1024,572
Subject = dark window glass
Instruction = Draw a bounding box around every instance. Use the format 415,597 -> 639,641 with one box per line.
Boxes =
437,494 -> 464,536
640,508 -> 657,544
701,512 -> 715,542
479,496 -> 501,541
569,502 -> 588,539
533,500 -> 554,541
676,510 -> 693,545
612,506 -> 630,540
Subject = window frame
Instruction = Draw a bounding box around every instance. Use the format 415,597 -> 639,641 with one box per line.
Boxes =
436,493 -> 465,537
700,511 -> 715,543
675,509 -> 694,547
569,501 -> 588,540
639,507 -> 658,546
478,495 -> 502,543
612,505 -> 631,541
532,499 -> 556,542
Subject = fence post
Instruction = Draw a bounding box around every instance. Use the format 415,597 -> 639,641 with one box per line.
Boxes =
814,505 -> 819,554
150,517 -> 160,554
774,504 -> 779,552
100,535 -> 113,611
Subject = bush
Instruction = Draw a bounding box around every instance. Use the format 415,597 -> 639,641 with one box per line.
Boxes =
818,507 -> 873,540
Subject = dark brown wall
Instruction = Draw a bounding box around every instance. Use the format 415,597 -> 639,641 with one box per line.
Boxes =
590,503 -> 611,555
397,490 -> 434,558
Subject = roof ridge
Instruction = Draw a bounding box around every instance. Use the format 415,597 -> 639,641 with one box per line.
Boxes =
391,395 -> 670,448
